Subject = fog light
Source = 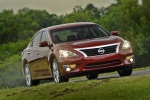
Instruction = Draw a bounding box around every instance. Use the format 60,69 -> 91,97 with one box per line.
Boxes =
63,64 -> 76,72
66,68 -> 71,71
126,56 -> 130,60
130,58 -> 134,62
70,64 -> 76,69
126,56 -> 134,63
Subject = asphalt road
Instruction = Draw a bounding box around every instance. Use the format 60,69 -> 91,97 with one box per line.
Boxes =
70,69 -> 150,82
100,69 -> 150,78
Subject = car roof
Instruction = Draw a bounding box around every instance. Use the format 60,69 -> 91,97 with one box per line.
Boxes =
46,22 -> 96,31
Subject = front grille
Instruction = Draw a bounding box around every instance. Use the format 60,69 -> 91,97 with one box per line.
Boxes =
85,60 -> 121,69
78,43 -> 118,57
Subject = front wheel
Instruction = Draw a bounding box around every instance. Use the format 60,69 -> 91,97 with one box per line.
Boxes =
52,59 -> 69,83
118,67 -> 132,77
86,73 -> 98,80
24,63 -> 40,86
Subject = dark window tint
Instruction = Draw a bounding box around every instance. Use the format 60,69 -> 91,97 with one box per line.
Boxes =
51,25 -> 109,43
41,31 -> 49,43
89,26 -> 108,37
32,32 -> 42,47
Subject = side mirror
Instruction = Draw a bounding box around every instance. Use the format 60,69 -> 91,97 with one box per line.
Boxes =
111,31 -> 119,36
39,41 -> 49,47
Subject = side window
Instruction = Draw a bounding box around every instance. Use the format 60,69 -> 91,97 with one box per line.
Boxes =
32,32 -> 42,47
41,31 -> 49,43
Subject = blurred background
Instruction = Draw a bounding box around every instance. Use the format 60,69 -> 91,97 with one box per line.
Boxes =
0,0 -> 149,88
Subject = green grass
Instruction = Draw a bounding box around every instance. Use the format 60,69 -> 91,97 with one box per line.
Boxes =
0,50 -> 149,88
134,66 -> 150,71
98,66 -> 150,76
0,54 -> 26,88
0,75 -> 150,100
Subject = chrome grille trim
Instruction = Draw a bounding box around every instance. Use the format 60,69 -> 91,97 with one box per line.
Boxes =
75,43 -> 120,57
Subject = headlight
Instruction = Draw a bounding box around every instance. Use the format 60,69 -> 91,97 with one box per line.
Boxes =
59,50 -> 77,57
122,40 -> 131,49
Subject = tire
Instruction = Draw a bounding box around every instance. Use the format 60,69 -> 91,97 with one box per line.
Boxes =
52,59 -> 69,83
86,73 -> 98,80
24,63 -> 40,86
118,67 -> 132,77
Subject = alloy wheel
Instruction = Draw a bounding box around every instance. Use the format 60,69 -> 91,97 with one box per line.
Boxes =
52,59 -> 60,83
25,64 -> 32,86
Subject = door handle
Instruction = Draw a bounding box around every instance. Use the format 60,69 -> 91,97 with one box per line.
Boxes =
36,51 -> 39,55
27,51 -> 30,54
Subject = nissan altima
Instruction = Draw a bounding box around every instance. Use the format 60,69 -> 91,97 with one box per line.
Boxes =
21,22 -> 135,86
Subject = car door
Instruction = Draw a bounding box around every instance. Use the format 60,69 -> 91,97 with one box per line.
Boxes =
28,31 -> 43,80
36,30 -> 52,78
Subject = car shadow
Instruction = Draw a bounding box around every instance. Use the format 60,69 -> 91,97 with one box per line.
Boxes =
97,75 -> 120,80
70,75 -> 121,83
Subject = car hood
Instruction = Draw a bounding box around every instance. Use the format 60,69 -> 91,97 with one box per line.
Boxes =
55,36 -> 123,49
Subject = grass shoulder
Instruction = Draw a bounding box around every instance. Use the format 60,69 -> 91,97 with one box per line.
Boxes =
0,75 -> 150,100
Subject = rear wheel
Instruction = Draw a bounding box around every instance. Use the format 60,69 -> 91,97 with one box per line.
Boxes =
24,63 -> 40,86
118,67 -> 132,77
52,59 -> 69,83
86,73 -> 98,80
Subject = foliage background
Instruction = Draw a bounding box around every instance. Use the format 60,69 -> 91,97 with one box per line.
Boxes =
0,0 -> 149,88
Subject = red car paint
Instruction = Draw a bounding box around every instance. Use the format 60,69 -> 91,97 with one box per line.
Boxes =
22,22 -> 135,86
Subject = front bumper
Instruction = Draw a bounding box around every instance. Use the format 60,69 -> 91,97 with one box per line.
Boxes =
58,53 -> 135,78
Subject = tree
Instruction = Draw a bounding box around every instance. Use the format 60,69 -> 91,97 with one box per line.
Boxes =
100,0 -> 150,67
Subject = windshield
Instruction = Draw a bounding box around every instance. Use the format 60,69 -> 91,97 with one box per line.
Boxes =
51,25 -> 110,43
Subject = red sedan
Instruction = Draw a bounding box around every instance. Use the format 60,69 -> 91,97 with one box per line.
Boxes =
21,22 -> 135,86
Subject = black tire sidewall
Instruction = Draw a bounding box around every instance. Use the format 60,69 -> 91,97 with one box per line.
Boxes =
118,67 -> 132,76
86,73 -> 98,80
